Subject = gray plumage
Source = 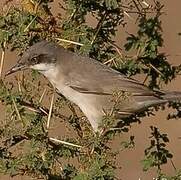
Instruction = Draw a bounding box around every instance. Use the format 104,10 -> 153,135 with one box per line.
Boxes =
6,40 -> 181,131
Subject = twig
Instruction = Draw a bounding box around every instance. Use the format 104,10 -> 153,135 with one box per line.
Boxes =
148,63 -> 164,77
12,98 -> 25,127
20,101 -> 69,121
124,11 -> 134,20
109,42 -> 123,58
17,80 -> 22,93
109,127 -> 123,131
132,0 -> 141,13
47,92 -> 55,129
34,0 -> 42,14
56,38 -> 83,46
21,101 -> 48,115
49,137 -> 82,148
22,105 -> 42,114
91,12 -> 107,45
143,74 -> 149,85
39,88 -> 47,103
103,56 -> 117,65
170,159 -> 177,171
0,42 -> 6,78
103,56 -> 119,68
124,10 -> 154,14
16,72 -> 23,93
142,1 -> 150,7
67,8 -> 77,23
24,16 -> 37,32
39,107 -> 49,115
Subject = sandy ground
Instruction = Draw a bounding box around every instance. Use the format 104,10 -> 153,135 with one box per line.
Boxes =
0,0 -> 181,180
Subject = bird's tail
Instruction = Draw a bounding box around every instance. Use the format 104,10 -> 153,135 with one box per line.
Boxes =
162,91 -> 181,102
135,91 -> 181,111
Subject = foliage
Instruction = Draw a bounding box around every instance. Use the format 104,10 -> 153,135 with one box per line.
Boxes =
0,0 -> 180,179
142,126 -> 173,173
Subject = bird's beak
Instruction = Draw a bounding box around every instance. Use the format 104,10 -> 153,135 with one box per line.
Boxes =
5,62 -> 27,77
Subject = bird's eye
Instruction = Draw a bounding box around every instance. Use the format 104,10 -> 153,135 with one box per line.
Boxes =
31,57 -> 38,63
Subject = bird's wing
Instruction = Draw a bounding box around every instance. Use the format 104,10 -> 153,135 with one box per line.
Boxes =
68,75 -> 156,97
63,54 -> 157,97
69,85 -> 112,95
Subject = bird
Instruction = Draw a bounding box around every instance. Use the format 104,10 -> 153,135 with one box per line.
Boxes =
5,40 -> 181,132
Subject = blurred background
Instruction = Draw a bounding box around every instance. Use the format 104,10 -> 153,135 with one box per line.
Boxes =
0,0 -> 181,179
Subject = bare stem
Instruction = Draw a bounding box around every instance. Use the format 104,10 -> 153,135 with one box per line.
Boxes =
47,91 -> 55,129
49,137 -> 82,148
39,88 -> 47,103
0,42 -> 6,78
56,38 -> 83,46
12,97 -> 25,127
124,11 -> 134,20
91,12 -> 107,45
24,16 -> 37,32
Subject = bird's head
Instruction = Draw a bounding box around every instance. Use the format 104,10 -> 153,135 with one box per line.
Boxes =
6,40 -> 59,76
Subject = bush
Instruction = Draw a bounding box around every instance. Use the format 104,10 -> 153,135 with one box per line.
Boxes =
0,0 -> 181,179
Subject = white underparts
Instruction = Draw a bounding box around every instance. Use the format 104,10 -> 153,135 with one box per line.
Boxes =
32,63 -> 101,131
31,63 -> 54,71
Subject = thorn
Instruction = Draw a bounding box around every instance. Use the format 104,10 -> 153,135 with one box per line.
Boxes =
49,137 -> 82,148
0,42 -> 6,78
46,91 -> 55,129
12,97 -> 25,127
56,38 -> 84,46
39,88 -> 47,103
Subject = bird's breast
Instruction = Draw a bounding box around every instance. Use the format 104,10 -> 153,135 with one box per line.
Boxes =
41,67 -> 105,131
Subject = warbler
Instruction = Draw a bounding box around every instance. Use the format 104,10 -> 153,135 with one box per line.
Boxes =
6,40 -> 181,131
